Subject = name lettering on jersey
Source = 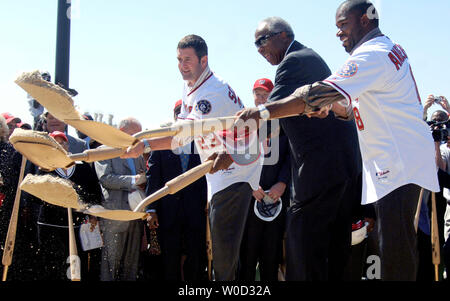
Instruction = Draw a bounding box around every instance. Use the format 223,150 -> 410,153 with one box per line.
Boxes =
227,85 -> 244,108
195,99 -> 212,115
388,44 -> 408,71
338,61 -> 358,78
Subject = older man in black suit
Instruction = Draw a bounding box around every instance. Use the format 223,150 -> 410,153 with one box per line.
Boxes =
251,17 -> 362,280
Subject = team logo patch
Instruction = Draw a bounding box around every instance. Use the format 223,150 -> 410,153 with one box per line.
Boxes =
338,61 -> 358,78
195,99 -> 212,115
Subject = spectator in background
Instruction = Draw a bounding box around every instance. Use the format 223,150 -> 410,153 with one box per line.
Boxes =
1,112 -> 21,140
35,131 -> 103,280
27,71 -> 50,129
238,78 -> 290,281
431,97 -> 450,281
76,113 -> 102,149
144,100 -> 208,281
0,115 -> 23,280
94,117 -> 147,281
42,111 -> 87,153
425,95 -> 450,280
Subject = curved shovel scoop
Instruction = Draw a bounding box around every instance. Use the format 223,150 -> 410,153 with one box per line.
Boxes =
9,129 -> 133,171
15,70 -> 82,121
9,129 -> 74,171
14,71 -> 139,148
20,174 -> 146,221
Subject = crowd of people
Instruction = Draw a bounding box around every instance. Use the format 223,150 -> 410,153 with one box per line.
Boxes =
1,0 -> 449,282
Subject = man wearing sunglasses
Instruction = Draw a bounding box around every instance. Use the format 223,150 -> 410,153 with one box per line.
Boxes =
252,16 -> 362,281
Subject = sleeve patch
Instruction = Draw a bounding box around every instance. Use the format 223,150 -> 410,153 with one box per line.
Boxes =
195,99 -> 212,115
337,61 -> 358,78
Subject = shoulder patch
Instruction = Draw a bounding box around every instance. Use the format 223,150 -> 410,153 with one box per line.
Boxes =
195,99 -> 212,115
337,61 -> 358,78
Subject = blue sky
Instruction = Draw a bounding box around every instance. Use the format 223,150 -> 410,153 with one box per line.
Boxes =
1,0 -> 450,131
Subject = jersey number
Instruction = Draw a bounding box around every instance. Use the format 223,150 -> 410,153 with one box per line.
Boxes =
198,135 -> 221,150
353,107 -> 365,131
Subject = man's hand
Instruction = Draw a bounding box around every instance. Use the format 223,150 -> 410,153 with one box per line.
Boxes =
234,107 -> 261,127
252,187 -> 265,202
423,95 -> 436,120
135,172 -> 147,186
207,151 -> 233,174
146,212 -> 159,229
305,104 -> 332,119
439,96 -> 450,113
267,182 -> 286,201
121,141 -> 145,158
89,216 -> 98,232
364,217 -> 376,234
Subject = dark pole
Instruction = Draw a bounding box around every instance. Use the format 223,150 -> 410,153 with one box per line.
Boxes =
55,0 -> 71,88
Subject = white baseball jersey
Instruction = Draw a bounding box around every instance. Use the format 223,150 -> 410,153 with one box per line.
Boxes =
324,35 -> 439,204
177,70 -> 263,201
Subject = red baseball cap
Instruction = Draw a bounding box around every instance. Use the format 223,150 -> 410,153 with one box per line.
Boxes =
49,131 -> 68,142
1,112 -> 21,124
253,78 -> 274,92
174,99 -> 182,111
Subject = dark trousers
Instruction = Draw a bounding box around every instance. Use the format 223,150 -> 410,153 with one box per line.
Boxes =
374,184 -> 421,281
238,199 -> 285,281
159,218 -> 206,281
209,182 -> 253,281
285,176 -> 358,281
37,224 -> 88,280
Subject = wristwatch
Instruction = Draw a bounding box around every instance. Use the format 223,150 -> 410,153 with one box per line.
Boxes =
258,104 -> 270,120
143,139 -> 152,154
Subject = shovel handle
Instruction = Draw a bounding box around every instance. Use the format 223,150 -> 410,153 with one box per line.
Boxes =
69,147 -> 126,162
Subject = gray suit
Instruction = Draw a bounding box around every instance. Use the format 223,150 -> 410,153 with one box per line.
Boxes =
94,149 -> 145,281
68,134 -> 87,153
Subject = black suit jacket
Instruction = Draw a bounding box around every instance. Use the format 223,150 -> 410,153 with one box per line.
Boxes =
269,40 -> 362,204
145,143 -> 207,230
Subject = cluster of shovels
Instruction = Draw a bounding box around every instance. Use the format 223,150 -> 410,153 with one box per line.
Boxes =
3,70 -> 233,280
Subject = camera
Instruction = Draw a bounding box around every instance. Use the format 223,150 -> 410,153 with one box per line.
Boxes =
434,96 -> 442,104
427,119 -> 450,142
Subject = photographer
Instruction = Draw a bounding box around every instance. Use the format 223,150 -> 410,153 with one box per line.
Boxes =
435,113 -> 450,280
423,94 -> 450,122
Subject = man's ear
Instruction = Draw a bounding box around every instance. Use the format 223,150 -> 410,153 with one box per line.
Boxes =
201,55 -> 208,69
360,14 -> 370,28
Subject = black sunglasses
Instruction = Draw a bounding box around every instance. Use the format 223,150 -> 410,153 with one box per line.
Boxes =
254,32 -> 282,48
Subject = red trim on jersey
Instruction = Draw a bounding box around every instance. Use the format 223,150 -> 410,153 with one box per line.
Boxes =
408,65 -> 422,105
219,129 -> 252,141
187,72 -> 214,96
323,80 -> 352,105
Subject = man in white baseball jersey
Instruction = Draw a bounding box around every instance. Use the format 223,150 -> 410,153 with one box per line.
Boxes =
232,0 -> 439,280
123,34 -> 263,280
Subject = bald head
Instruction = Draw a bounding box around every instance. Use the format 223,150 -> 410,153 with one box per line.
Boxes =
431,110 -> 449,123
118,117 -> 142,136
337,0 -> 379,27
